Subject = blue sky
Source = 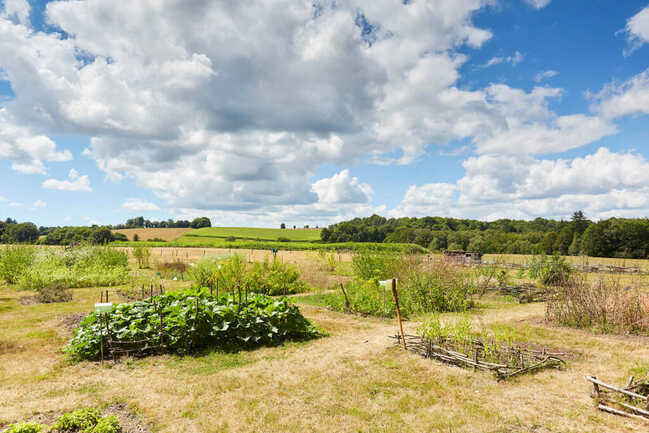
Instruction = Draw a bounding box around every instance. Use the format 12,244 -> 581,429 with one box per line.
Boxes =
2,0 -> 649,227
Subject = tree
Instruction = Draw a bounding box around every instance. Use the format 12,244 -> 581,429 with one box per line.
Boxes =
542,232 -> 557,255
568,233 -> 581,256
133,234 -> 139,241
190,217 -> 211,229
571,211 -> 589,235
554,226 -> 573,255
90,227 -> 113,245
280,223 -> 286,229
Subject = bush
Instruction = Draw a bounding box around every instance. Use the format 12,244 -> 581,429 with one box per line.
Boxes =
66,290 -> 320,360
37,281 -> 72,303
133,234 -> 139,242
0,245 -> 35,284
147,237 -> 166,242
132,245 -> 151,269
225,236 -> 237,242
546,276 -> 649,335
246,258 -> 307,295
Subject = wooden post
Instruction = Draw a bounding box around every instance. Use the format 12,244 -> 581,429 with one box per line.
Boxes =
99,313 -> 104,366
216,278 -> 219,299
105,289 -> 108,302
340,283 -> 350,310
391,278 -> 406,350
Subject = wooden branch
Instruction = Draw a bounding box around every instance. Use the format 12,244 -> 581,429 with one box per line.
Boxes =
586,376 -> 648,402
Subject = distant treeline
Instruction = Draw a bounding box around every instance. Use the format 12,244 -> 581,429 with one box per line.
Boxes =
1,215 -> 212,245
113,216 -> 211,229
321,212 -> 649,258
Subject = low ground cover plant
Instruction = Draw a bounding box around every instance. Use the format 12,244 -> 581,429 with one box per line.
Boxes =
3,408 -> 121,433
546,275 -> 649,335
188,255 -> 307,295
66,289 -> 320,361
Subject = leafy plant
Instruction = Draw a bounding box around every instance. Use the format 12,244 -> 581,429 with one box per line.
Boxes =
527,254 -> 573,286
88,415 -> 121,433
53,408 -> 101,431
3,422 -> 46,433
65,290 -> 320,361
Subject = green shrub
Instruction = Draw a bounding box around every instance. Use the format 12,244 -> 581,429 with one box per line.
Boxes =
53,408 -> 101,431
3,422 -> 46,433
65,290 -> 320,361
0,246 -> 35,284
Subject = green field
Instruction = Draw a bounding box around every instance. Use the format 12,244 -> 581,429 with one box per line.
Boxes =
111,238 -> 428,253
182,226 -> 322,242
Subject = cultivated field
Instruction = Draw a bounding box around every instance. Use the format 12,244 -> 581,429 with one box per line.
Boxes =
113,227 -> 193,241
182,226 -> 322,242
1,246 -> 649,432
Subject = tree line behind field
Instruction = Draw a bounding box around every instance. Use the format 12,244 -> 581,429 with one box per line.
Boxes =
0,216 -> 212,245
321,212 -> 649,259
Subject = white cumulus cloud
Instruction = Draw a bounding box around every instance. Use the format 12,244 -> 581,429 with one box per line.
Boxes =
121,198 -> 161,212
534,70 -> 558,82
622,5 -> 649,56
42,169 -> 92,192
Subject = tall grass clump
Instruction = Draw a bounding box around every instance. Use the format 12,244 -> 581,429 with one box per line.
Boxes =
546,275 -> 649,335
0,245 -> 35,284
326,260 -> 475,318
16,246 -> 129,291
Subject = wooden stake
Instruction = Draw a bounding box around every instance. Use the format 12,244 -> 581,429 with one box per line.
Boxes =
340,283 -> 350,310
391,278 -> 406,350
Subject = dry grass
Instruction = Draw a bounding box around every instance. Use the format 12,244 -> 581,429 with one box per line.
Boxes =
2,250 -> 649,432
113,228 -> 194,242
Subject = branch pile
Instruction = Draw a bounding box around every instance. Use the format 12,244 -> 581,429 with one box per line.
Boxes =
587,375 -> 649,423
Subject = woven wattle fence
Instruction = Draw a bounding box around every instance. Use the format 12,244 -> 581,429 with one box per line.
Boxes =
391,333 -> 566,381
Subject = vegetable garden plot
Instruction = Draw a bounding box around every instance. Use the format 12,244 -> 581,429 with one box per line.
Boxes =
66,290 -> 320,361
586,375 -> 649,423
391,334 -> 566,381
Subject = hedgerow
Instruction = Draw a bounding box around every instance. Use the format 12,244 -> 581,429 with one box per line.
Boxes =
65,290 -> 320,361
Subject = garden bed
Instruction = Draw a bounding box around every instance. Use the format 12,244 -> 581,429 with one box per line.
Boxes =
392,333 -> 566,381
66,290 -> 321,361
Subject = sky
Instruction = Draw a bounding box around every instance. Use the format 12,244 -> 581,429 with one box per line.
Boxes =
1,0 -> 649,228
